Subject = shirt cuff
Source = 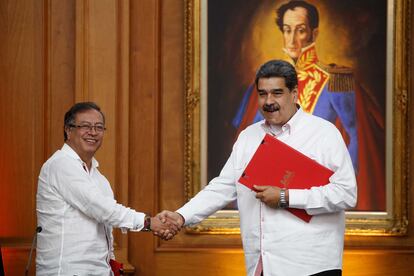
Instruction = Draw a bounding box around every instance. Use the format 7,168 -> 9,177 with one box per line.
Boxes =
176,207 -> 192,226
288,189 -> 308,209
130,212 -> 146,232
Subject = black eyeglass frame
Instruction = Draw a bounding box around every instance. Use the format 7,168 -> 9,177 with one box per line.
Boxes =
68,124 -> 107,132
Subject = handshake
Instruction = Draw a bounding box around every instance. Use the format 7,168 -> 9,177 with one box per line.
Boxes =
146,210 -> 185,240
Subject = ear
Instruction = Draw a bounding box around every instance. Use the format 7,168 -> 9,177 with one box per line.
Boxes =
65,126 -> 72,141
292,87 -> 298,102
312,28 -> 319,42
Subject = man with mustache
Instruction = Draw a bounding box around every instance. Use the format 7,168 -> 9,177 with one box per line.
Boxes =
233,0 -> 385,210
234,0 -> 358,171
36,102 -> 177,275
159,60 -> 357,276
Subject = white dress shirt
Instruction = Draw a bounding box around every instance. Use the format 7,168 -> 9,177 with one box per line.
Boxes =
177,108 -> 357,276
36,144 -> 145,276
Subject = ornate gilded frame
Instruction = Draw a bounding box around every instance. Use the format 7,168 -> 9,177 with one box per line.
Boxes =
184,0 -> 411,235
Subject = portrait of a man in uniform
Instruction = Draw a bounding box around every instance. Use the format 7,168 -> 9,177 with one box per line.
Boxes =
207,0 -> 386,211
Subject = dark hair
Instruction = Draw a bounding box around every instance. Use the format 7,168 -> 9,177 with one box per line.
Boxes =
276,0 -> 319,32
255,60 -> 298,91
63,102 -> 105,141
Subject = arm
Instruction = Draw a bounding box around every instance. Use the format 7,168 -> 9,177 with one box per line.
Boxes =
289,127 -> 357,215
50,158 -> 146,230
156,130 -> 255,240
156,132 -> 249,232
176,137 -> 243,225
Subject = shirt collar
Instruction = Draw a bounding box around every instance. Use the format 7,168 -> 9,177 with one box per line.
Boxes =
61,143 -> 99,168
286,105 -> 304,134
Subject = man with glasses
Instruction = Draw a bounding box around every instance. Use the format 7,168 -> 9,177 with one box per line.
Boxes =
36,102 -> 177,275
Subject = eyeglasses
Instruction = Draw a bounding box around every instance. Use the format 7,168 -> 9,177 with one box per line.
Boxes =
69,124 -> 106,133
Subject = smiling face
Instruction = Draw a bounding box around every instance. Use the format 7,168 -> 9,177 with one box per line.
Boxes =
65,109 -> 104,165
257,77 -> 298,126
282,7 -> 318,60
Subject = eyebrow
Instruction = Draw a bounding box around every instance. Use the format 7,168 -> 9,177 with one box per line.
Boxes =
258,88 -> 284,93
77,121 -> 104,125
282,23 -> 308,28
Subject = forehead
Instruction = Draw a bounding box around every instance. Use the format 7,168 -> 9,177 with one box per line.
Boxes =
74,109 -> 104,123
257,77 -> 288,90
283,7 -> 309,26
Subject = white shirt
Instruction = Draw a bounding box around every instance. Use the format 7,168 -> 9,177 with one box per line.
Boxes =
177,108 -> 357,276
36,144 -> 145,276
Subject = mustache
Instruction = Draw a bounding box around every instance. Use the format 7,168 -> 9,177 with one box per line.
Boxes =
262,104 -> 280,112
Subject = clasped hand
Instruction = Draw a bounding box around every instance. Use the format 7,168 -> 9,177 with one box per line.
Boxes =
149,211 -> 185,240
150,186 -> 280,240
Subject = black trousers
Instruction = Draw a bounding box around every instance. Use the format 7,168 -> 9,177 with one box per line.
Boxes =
261,269 -> 342,276
310,269 -> 342,276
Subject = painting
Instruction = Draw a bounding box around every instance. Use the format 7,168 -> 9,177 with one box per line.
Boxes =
184,0 -> 410,235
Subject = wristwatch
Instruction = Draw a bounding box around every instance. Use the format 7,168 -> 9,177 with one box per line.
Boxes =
142,215 -> 152,232
279,189 -> 288,208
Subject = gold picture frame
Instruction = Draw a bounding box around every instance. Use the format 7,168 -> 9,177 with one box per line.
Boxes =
184,0 -> 411,236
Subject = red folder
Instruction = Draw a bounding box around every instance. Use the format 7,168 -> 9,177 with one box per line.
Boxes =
238,134 -> 334,222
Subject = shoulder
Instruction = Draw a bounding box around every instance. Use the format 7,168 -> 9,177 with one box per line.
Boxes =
318,62 -> 355,92
302,112 -> 340,135
239,120 -> 264,137
300,114 -> 346,154
234,120 -> 265,148
38,150 -> 75,190
45,150 -> 78,174
318,62 -> 353,74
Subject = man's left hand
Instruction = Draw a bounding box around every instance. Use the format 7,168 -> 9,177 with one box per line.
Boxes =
254,185 -> 280,208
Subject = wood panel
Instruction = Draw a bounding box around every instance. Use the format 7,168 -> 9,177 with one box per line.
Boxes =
0,0 -> 75,274
75,0 -> 118,185
129,0 -> 160,275
157,251 -> 246,276
46,0 -> 76,155
2,248 -> 36,276
159,0 -> 185,215
0,0 -> 45,243
113,0 -> 132,269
